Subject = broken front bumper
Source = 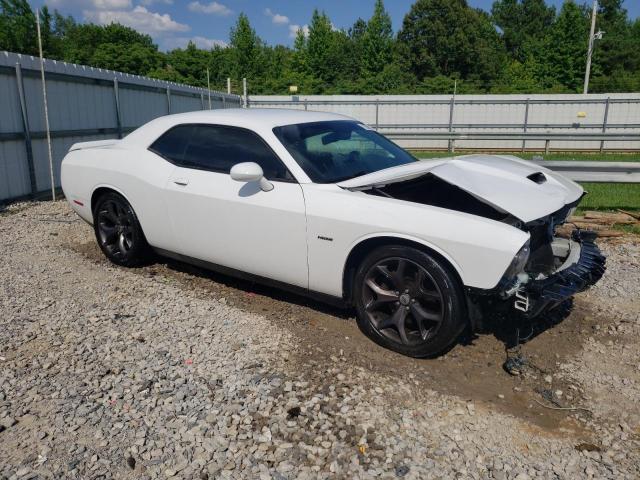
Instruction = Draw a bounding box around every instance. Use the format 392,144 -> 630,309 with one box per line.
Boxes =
518,230 -> 606,317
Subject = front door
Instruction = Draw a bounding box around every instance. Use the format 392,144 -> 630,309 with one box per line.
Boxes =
150,123 -> 308,289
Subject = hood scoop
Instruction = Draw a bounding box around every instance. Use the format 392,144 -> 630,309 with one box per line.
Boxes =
527,172 -> 547,184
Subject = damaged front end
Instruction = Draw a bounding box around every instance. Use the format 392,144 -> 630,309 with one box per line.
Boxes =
345,155 -> 606,326
471,202 -> 606,324
496,229 -> 606,318
356,172 -> 606,326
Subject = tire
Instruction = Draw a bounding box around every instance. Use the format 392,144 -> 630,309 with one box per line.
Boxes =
353,245 -> 467,358
93,192 -> 151,267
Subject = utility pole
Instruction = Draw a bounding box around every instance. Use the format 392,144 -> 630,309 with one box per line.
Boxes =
36,9 -> 55,201
583,0 -> 602,94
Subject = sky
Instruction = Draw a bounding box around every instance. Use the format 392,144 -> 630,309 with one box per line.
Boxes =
30,0 -> 640,52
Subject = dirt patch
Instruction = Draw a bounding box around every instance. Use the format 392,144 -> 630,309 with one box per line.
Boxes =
66,235 -> 614,434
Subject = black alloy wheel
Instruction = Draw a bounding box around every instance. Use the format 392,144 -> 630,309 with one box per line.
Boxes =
354,246 -> 467,358
93,192 -> 150,267
362,257 -> 444,345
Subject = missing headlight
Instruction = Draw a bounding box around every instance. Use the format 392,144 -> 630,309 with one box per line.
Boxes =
504,241 -> 530,280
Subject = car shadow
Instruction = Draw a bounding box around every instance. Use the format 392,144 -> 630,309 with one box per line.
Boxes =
158,255 -> 355,321
482,300 -> 574,349
156,253 -> 574,361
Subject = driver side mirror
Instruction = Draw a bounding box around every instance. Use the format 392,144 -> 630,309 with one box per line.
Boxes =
230,162 -> 273,192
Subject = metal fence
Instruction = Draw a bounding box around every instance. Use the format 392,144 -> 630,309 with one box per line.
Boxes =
0,50 -> 241,202
249,94 -> 640,153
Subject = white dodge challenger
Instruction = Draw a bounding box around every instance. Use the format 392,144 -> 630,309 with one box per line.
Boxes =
61,109 -> 605,357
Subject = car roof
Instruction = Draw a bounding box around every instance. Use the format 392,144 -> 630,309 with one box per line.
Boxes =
166,108 -> 353,127
122,108 -> 355,147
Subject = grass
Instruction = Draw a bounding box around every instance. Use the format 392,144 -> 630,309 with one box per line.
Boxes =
412,151 -> 640,162
577,183 -> 640,212
576,183 -> 640,235
615,223 -> 640,235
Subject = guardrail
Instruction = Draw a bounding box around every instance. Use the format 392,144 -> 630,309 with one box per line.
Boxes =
533,161 -> 640,183
250,94 -> 640,153
384,131 -> 640,154
250,97 -> 640,106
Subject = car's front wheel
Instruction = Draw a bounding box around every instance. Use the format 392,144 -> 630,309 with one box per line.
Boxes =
354,245 -> 467,358
93,192 -> 151,267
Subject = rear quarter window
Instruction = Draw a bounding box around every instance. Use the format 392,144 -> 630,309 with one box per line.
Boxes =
148,125 -> 192,163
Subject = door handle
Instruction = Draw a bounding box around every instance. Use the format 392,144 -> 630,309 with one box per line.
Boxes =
173,178 -> 189,186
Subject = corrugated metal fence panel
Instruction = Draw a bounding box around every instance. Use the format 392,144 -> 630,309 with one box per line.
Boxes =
0,66 -> 31,199
21,75 -> 118,132
0,50 -> 241,202
249,94 -> 640,151
171,92 -> 204,114
119,88 -> 168,127
0,71 -> 23,133
0,140 -> 31,200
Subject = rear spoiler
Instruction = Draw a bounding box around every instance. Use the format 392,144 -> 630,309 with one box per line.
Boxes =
69,139 -> 120,152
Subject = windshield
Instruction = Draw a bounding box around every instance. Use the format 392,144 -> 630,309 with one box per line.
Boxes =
272,120 -> 417,183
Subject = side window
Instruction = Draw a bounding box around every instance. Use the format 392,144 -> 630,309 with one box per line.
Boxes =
150,124 -> 293,182
148,125 -> 193,163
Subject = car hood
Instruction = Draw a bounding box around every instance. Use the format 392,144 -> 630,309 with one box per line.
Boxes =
336,154 -> 584,223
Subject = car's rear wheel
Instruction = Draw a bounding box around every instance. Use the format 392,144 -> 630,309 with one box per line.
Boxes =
93,192 -> 150,267
354,245 -> 467,358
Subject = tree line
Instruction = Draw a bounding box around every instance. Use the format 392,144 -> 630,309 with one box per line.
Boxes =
1,0 -> 639,94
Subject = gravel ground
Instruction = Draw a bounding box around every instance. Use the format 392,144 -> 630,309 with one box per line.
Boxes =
1,200 -> 639,479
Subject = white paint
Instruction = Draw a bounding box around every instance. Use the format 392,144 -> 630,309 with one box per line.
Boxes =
62,109 -> 585,299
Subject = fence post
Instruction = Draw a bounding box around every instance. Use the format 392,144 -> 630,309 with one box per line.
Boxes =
375,99 -> 380,130
14,62 -> 37,195
200,92 -> 205,110
521,98 -> 530,153
545,138 -> 550,155
448,96 -> 456,153
113,78 -> 123,139
242,78 -> 247,108
166,87 -> 171,114
600,97 -> 610,153
222,95 -> 226,109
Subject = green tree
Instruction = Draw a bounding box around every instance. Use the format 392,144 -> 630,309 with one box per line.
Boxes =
305,10 -> 338,84
398,0 -> 506,85
0,1 -> 63,57
160,41 -> 212,86
0,0 -> 36,54
361,0 -> 394,76
292,9 -> 352,92
90,41 -> 163,74
591,0 -> 640,78
260,44 -> 295,94
538,1 -> 589,91
491,58 -> 544,93
229,13 -> 263,82
62,22 -> 161,75
2,0 -> 640,95
491,0 -> 555,61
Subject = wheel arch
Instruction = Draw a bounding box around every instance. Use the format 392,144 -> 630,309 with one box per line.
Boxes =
91,185 -> 134,217
342,235 -> 465,304
90,186 -> 150,243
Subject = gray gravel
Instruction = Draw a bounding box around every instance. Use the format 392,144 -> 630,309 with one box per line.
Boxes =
1,200 -> 639,479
